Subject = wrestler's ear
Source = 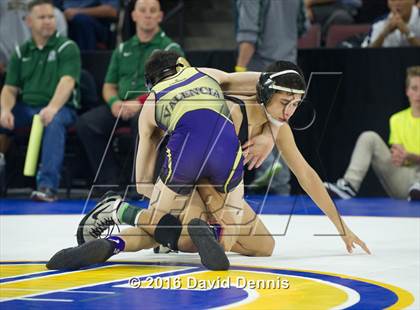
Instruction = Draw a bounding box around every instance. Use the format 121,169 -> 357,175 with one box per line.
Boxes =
256,73 -> 274,106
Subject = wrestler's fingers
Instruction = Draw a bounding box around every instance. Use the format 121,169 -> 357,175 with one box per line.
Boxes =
248,156 -> 259,170
346,242 -> 353,254
243,154 -> 253,165
356,239 -> 371,254
255,156 -> 265,169
242,140 -> 254,149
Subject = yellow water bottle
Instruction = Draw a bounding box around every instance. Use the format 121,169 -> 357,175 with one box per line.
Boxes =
23,114 -> 44,177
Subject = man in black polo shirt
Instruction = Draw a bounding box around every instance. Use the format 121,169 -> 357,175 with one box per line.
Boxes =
0,0 -> 81,202
75,0 -> 183,195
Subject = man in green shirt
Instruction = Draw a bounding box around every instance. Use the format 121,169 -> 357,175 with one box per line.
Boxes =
75,0 -> 183,194
0,0 -> 81,202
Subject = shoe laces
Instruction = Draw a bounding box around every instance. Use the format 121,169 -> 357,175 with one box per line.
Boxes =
89,218 -> 120,239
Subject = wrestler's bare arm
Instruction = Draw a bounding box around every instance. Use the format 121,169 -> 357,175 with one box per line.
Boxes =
136,93 -> 163,198
199,68 -> 261,95
275,124 -> 371,254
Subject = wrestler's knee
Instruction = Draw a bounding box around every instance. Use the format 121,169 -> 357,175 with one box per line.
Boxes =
255,235 -> 275,256
234,235 -> 275,257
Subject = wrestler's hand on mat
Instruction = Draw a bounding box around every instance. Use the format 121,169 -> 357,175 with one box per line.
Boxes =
39,106 -> 59,126
242,134 -> 274,170
341,228 -> 371,254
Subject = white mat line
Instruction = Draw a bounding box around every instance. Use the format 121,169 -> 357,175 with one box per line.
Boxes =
16,297 -> 73,302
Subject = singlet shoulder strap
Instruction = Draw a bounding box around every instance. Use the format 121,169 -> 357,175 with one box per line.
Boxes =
225,95 -> 248,145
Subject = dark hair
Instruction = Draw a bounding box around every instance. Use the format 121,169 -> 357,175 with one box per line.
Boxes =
144,50 -> 183,88
265,60 -> 306,92
28,0 -> 53,12
256,60 -> 306,105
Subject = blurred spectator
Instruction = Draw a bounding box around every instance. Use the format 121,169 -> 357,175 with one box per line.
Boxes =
63,0 -> 119,50
0,0 -> 80,202
0,0 -> 67,77
325,66 -> 420,201
305,0 -> 362,41
363,0 -> 420,47
121,0 -> 181,41
75,0 -> 183,194
235,0 -> 306,195
235,0 -> 305,69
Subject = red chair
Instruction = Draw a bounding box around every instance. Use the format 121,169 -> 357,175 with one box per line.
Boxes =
325,24 -> 371,48
298,24 -> 321,48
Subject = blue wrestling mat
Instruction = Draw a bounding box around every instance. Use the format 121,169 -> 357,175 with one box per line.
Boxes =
0,262 -> 414,309
1,196 -> 418,309
0,195 -> 419,217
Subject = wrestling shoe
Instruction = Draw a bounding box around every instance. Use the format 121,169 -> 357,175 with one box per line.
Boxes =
188,218 -> 229,271
153,222 -> 222,254
46,239 -> 115,270
324,179 -> 357,199
408,182 -> 420,201
77,191 -> 123,245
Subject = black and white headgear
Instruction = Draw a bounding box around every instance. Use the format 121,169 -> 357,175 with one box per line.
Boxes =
145,56 -> 191,91
256,70 -> 306,106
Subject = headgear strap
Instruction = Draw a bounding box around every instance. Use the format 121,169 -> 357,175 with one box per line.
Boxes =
145,57 -> 191,91
268,70 -> 305,95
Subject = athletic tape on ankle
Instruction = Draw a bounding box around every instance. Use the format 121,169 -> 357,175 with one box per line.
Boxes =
118,203 -> 142,226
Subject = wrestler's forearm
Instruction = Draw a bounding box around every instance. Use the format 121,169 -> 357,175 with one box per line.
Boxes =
199,68 -> 260,95
136,157 -> 156,198
136,144 -> 157,183
298,167 -> 348,235
136,132 -> 160,197
223,72 -> 261,95
276,124 -> 348,235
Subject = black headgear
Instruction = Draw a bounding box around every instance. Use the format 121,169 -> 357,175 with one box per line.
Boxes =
145,57 -> 191,91
256,70 -> 306,106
